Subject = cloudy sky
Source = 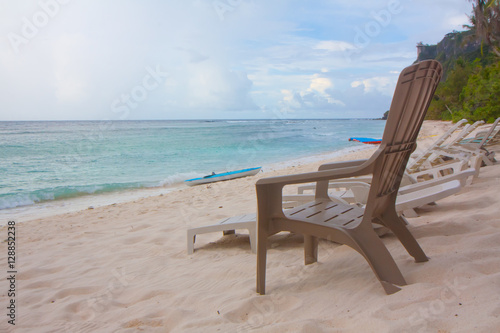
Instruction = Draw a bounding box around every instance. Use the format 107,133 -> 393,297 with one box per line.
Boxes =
0,0 -> 472,120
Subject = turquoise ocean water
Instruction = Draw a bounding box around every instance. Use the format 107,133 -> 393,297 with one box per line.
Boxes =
0,119 -> 385,214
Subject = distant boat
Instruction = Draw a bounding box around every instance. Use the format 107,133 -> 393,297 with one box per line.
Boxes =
185,167 -> 262,186
349,137 -> 382,145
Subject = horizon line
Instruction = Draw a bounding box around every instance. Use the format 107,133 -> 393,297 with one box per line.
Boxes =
0,117 -> 385,122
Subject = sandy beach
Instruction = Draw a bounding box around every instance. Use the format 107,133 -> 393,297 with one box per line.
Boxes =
1,120 -> 499,332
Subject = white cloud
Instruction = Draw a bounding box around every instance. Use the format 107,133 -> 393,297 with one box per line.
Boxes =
0,0 -> 474,120
446,14 -> 470,29
278,74 -> 345,115
161,60 -> 257,113
53,34 -> 89,103
351,81 -> 363,88
308,75 -> 333,94
351,76 -> 396,95
314,40 -> 356,52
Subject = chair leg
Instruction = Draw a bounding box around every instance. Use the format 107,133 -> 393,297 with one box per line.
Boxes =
348,228 -> 407,294
256,226 -> 268,295
187,231 -> 195,255
401,209 -> 419,218
248,227 -> 256,254
304,235 -> 318,265
473,154 -> 482,177
383,210 -> 428,262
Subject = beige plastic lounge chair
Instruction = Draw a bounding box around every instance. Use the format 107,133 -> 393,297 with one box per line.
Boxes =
256,60 -> 443,295
187,213 -> 256,254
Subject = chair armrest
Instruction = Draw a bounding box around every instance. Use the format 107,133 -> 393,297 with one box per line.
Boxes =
398,168 -> 475,194
256,163 -> 373,188
256,157 -> 375,219
296,176 -> 373,194
327,181 -> 371,204
432,147 -> 476,160
327,181 -> 371,189
318,159 -> 369,171
410,160 -> 467,180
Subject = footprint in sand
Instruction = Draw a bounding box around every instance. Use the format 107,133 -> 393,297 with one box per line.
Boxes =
52,286 -> 102,300
223,295 -> 302,325
18,266 -> 65,280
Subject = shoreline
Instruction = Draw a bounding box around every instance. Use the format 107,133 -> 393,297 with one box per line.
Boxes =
0,143 -> 376,225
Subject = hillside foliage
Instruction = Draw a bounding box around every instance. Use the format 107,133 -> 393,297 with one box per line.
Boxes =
426,56 -> 499,122
423,0 -> 500,123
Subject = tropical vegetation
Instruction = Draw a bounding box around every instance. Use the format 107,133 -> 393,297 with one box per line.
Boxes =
424,0 -> 500,123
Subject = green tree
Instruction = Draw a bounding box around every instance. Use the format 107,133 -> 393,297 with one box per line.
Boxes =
466,0 -> 500,56
424,2 -> 500,122
426,59 -> 474,120
459,61 -> 500,122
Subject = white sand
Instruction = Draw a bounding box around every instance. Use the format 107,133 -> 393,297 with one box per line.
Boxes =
1,121 -> 499,332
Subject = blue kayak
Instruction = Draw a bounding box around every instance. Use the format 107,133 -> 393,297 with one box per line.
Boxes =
185,167 -> 262,186
349,137 -> 382,144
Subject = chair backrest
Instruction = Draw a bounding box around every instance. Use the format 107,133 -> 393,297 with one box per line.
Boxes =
365,60 -> 443,217
476,116 -> 500,147
406,118 -> 467,171
445,120 -> 484,148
